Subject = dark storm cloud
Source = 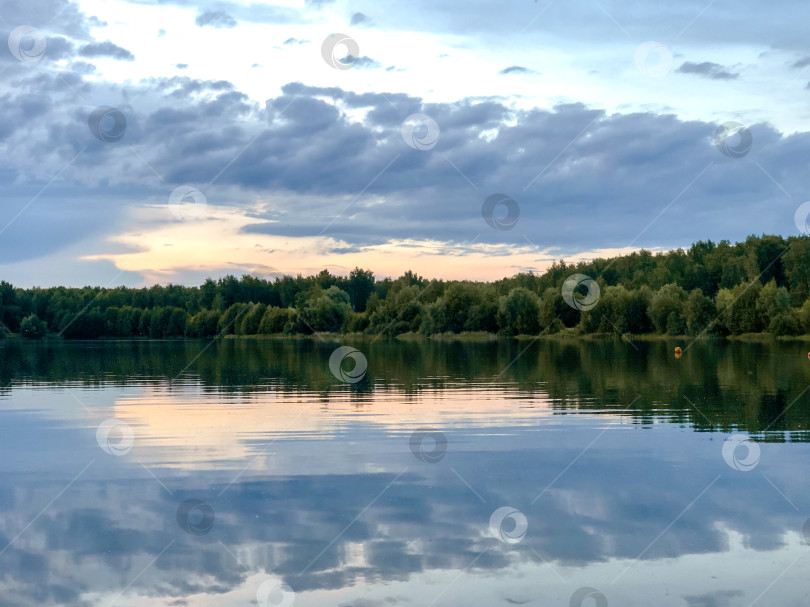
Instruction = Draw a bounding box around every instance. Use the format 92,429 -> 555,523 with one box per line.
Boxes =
677,61 -> 738,80
195,9 -> 237,28
79,40 -> 135,60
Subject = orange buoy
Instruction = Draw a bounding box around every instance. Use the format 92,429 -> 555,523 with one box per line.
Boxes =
807,352 -> 810,359
674,346 -> 683,359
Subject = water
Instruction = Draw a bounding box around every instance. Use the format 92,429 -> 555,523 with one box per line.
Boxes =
1,338 -> 809,606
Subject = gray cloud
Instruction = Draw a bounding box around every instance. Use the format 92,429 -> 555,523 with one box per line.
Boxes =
362,0 -> 807,55
195,9 -> 237,28
351,12 -> 371,26
0,0 -> 807,277
0,0 -> 95,40
79,40 -> 135,61
677,61 -> 738,80
70,60 -> 96,74
0,66 -> 806,265
684,591 -> 745,607
40,36 -> 75,61
499,65 -> 539,75
342,55 -> 382,69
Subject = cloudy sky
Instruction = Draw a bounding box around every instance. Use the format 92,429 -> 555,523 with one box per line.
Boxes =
1,0 -> 809,286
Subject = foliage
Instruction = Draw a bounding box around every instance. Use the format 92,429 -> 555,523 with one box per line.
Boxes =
497,288 -> 541,335
258,307 -> 296,334
20,314 -> 47,339
367,284 -> 425,336
4,237 -> 810,339
421,283 -> 497,334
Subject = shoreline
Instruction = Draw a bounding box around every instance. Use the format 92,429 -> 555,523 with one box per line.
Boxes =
5,331 -> 810,344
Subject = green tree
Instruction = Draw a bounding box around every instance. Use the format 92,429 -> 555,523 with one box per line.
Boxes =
149,307 -> 171,338
200,278 -> 218,309
496,288 -> 541,335
186,310 -> 220,337
20,314 -> 47,339
296,286 -> 352,333
756,280 -> 790,328
752,235 -> 787,287
164,308 -> 187,337
716,283 -> 764,334
60,309 -> 105,339
579,285 -> 635,334
684,289 -> 717,336
783,238 -> 810,304
258,307 -> 296,334
798,298 -> 810,333
666,311 -> 686,335
367,285 -> 425,336
137,308 -> 151,337
238,303 -> 267,335
422,283 -> 497,334
770,310 -> 802,336
218,303 -> 250,335
649,284 -> 687,333
346,268 -> 375,312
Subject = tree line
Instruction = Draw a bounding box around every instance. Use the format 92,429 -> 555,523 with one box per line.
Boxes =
3,234 -> 810,340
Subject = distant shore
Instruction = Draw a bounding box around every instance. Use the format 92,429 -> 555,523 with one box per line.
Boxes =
5,330 -> 810,343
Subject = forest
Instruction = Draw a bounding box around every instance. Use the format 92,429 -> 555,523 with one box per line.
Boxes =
3,234 -> 810,340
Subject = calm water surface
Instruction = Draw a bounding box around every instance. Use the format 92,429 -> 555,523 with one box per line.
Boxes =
1,338 -> 810,606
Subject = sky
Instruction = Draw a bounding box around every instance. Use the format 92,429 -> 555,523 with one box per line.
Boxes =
1,0 -> 810,286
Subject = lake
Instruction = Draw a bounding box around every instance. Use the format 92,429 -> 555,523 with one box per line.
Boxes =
1,337 -> 809,606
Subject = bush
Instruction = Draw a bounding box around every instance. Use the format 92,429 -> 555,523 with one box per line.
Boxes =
344,311 -> 370,333
20,314 -> 47,339
666,311 -> 686,335
258,307 -> 296,334
770,310 -> 803,336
